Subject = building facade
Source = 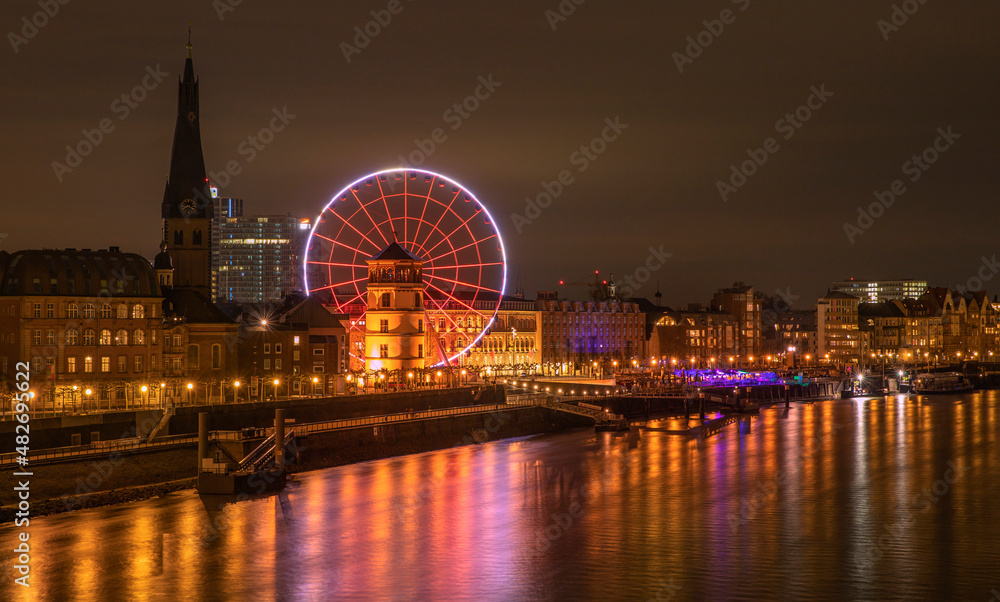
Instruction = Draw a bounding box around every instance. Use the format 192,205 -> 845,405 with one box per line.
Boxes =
0,249 -> 166,410
364,242 -> 425,371
830,279 -> 928,303
711,282 -> 762,359
214,214 -> 311,303
817,291 -> 861,365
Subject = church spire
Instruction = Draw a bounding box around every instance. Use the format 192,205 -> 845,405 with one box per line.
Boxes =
162,28 -> 210,220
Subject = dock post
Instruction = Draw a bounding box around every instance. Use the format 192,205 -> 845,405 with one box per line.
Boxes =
785,385 -> 790,408
699,394 -> 705,420
275,408 -> 285,470
197,412 -> 209,473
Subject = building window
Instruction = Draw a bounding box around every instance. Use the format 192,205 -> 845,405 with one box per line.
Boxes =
173,358 -> 181,371
46,330 -> 54,345
293,336 -> 300,345
379,344 -> 388,358
32,303 -> 41,318
46,303 -> 55,318
313,348 -> 324,355
31,356 -> 41,374
264,343 -> 271,354
188,344 -> 199,370
414,292 -> 421,306
67,303 -> 79,318
264,359 -> 271,370
293,350 -> 300,360
151,355 -> 157,370
99,329 -> 112,345
101,357 -> 110,373
118,355 -> 126,373
275,359 -> 282,370
134,329 -> 145,345
83,329 -> 96,346
134,356 -> 143,373
32,330 -> 41,346
99,304 -> 112,318
380,319 -> 389,333
275,344 -> 282,354
439,318 -> 446,330
82,304 -> 95,318
173,334 -> 181,348
151,330 -> 156,344
67,328 -> 79,345
115,329 -> 128,345
380,292 -> 391,308
132,305 -> 145,319
67,357 -> 76,373
212,344 -> 221,369
84,356 -> 93,373
418,344 -> 424,358
116,304 -> 127,319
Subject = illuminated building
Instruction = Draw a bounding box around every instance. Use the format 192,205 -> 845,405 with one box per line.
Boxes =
364,241 -> 425,371
711,282 -> 762,360
536,295 -> 645,376
830,278 -> 928,302
0,248 -> 166,412
651,309 -> 738,367
214,214 -> 311,303
210,194 -> 244,300
816,291 -> 861,364
234,294 -> 347,399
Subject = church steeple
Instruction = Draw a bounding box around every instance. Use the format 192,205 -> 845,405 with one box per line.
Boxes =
160,28 -> 213,299
162,28 -> 211,221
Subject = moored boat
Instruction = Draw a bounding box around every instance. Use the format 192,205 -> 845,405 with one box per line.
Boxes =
912,372 -> 973,395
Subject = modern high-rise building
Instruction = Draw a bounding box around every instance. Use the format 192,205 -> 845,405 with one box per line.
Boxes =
214,214 -> 311,303
210,194 -> 243,300
830,279 -> 928,302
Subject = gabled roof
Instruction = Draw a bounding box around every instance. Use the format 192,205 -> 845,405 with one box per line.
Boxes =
367,241 -> 423,262
820,291 -> 860,300
163,288 -> 234,324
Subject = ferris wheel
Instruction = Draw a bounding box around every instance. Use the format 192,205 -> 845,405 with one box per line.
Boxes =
303,168 -> 507,365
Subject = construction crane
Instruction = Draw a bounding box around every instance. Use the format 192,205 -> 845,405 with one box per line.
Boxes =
558,270 -> 618,302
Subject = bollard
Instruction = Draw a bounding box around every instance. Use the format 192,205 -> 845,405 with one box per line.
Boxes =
197,412 -> 209,473
699,394 -> 705,420
785,385 -> 790,408
275,408 -> 285,470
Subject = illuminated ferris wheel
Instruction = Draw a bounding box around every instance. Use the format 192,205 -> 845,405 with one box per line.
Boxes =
303,168 -> 507,365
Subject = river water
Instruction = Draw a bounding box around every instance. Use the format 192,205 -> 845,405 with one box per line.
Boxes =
3,393 -> 1000,601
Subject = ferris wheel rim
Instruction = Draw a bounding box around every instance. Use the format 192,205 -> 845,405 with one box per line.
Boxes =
302,167 -> 508,365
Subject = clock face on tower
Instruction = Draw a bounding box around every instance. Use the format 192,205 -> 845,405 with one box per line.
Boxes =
180,198 -> 197,216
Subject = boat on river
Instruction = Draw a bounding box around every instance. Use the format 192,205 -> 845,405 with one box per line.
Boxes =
911,372 -> 973,395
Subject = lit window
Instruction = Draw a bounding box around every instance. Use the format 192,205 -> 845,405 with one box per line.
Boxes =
67,357 -> 76,373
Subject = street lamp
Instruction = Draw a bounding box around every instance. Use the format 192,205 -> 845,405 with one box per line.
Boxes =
84,388 -> 92,413
273,379 -> 280,401
141,385 -> 148,409
234,380 -> 241,403
186,382 -> 193,405
312,376 -> 319,397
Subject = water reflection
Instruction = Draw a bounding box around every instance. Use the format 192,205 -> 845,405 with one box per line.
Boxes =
3,393 -> 999,600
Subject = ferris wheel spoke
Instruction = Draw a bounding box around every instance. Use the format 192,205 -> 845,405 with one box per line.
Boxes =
326,207 -> 386,254
412,186 -> 462,260
423,273 -> 502,295
424,232 -> 498,265
423,280 -> 496,318
425,261 -> 504,271
350,189 -> 392,248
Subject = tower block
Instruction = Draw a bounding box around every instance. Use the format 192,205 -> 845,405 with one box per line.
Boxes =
364,241 -> 426,371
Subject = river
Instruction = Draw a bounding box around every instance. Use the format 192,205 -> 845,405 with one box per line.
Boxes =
3,393 -> 1000,600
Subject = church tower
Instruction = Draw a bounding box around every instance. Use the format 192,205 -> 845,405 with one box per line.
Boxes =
364,240 -> 426,371
161,29 -> 213,299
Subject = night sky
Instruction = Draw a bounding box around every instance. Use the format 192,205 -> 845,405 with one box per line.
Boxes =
3,1 -> 998,308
